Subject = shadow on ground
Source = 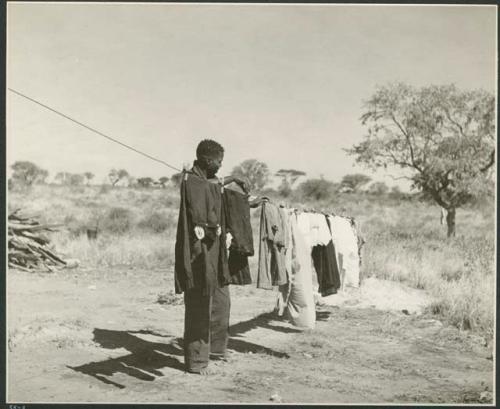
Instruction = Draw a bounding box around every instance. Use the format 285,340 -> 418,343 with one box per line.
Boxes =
69,310 -> 297,388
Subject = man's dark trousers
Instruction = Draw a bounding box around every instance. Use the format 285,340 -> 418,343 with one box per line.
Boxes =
183,285 -> 230,372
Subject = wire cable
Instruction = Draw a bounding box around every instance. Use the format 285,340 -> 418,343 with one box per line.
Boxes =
8,87 -> 182,172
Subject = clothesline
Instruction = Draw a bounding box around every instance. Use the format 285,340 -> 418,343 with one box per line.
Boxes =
8,87 -> 182,172
257,198 -> 356,224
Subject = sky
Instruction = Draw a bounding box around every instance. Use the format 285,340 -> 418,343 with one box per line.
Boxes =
6,3 -> 497,187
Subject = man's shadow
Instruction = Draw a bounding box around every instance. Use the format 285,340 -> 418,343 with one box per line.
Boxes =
68,310 -> 300,388
67,329 -> 185,389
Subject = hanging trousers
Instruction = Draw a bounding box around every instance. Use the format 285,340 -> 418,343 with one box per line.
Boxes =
183,285 -> 231,372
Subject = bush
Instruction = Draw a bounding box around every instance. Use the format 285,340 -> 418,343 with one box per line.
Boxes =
63,214 -> 88,238
137,211 -> 176,233
99,184 -> 112,195
296,178 -> 338,201
101,207 -> 133,234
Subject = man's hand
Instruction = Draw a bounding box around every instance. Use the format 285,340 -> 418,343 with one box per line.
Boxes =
194,226 -> 205,240
223,175 -> 250,193
249,196 -> 270,208
233,177 -> 250,193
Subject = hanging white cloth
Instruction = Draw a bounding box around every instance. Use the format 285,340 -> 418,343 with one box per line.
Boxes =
327,215 -> 360,288
309,213 -> 332,246
277,211 -> 316,329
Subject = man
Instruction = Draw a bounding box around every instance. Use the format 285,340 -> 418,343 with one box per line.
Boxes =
174,139 -> 263,374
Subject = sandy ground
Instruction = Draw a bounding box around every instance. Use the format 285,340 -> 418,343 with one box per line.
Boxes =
7,267 -> 494,404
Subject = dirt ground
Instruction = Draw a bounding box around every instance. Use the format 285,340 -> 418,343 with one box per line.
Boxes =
7,267 -> 494,404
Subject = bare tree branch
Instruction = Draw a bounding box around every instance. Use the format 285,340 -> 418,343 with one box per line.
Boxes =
387,174 -> 413,181
390,113 -> 423,173
480,150 -> 495,173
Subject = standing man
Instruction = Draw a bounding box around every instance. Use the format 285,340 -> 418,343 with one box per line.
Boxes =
174,139 -> 261,374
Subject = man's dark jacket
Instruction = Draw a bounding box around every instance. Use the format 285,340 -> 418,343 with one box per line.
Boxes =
174,164 -> 231,295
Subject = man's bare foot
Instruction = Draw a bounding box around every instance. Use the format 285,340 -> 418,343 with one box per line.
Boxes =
210,350 -> 235,362
186,365 -> 218,375
210,353 -> 229,362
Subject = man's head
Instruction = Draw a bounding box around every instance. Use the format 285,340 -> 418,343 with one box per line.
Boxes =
196,139 -> 224,177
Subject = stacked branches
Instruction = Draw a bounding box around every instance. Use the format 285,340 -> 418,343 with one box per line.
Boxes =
8,209 -> 66,272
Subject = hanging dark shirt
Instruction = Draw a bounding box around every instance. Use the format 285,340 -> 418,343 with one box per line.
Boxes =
223,184 -> 254,256
311,215 -> 341,296
222,183 -> 254,285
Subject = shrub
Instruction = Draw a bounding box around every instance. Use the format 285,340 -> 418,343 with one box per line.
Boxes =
296,178 -> 338,201
63,214 -> 88,237
101,207 -> 133,234
99,184 -> 112,195
259,188 -> 280,201
137,211 -> 176,233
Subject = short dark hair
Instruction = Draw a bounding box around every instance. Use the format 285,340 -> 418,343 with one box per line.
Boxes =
196,139 -> 224,159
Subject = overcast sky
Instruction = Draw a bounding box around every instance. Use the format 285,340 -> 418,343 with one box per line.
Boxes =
6,3 -> 497,186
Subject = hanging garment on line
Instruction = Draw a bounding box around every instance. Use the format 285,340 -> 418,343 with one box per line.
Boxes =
276,208 -> 293,315
279,206 -> 293,278
222,184 -> 254,285
309,212 -> 332,246
311,215 -> 341,296
223,184 -> 254,255
277,211 -> 316,329
327,215 -> 360,289
351,219 -> 365,269
296,212 -> 312,247
257,202 -> 288,289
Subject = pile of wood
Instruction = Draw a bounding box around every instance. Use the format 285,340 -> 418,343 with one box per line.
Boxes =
8,209 -> 67,272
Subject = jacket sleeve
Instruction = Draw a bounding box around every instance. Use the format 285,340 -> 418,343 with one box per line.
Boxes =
174,175 -> 194,293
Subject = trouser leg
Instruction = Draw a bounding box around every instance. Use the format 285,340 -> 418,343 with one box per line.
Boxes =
209,285 -> 230,356
183,286 -> 210,372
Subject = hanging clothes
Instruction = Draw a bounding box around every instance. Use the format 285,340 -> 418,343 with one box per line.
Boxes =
327,215 -> 360,289
257,202 -> 288,289
223,184 -> 254,255
309,213 -> 331,246
311,215 -> 341,296
222,184 -> 254,285
279,211 -> 316,329
279,206 -> 293,278
296,212 -> 312,247
351,218 -> 365,270
276,208 -> 293,315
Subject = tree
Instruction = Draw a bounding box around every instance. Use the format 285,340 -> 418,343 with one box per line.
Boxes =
55,172 -> 70,185
297,178 -> 339,201
368,181 -> 389,195
84,172 -> 94,186
108,168 -> 129,186
389,185 -> 402,199
231,159 -> 270,192
69,173 -> 85,186
55,172 -> 85,186
347,83 -> 495,237
158,176 -> 169,188
170,172 -> 183,188
127,176 -> 137,187
340,173 -> 372,192
137,177 -> 154,188
275,169 -> 306,197
10,161 -> 49,187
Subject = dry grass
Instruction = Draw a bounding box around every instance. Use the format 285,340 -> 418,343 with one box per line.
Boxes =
8,184 -> 495,337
